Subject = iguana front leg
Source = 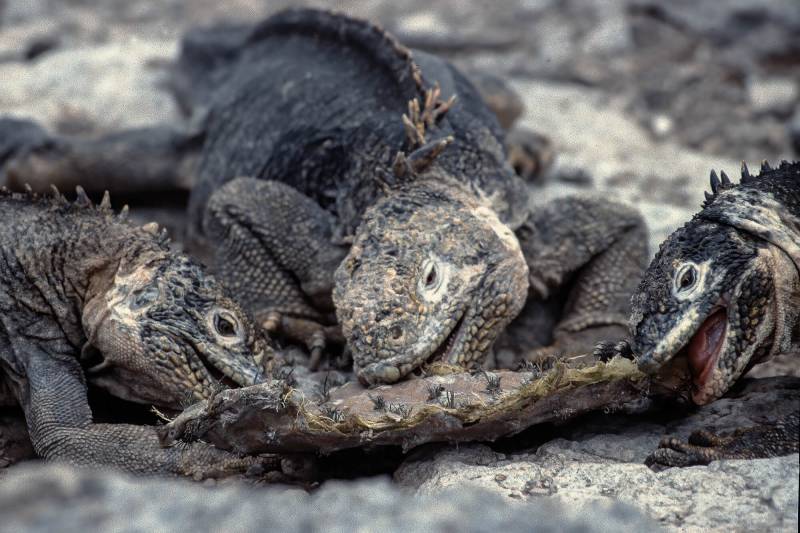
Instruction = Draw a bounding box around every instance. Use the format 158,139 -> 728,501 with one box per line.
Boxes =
15,349 -> 275,479
204,178 -> 347,367
516,196 -> 649,360
645,412 -> 800,471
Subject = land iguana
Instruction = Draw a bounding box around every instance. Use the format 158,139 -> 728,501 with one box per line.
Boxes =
0,186 -> 277,478
177,9 -> 645,384
597,160 -> 800,468
0,9 -> 648,386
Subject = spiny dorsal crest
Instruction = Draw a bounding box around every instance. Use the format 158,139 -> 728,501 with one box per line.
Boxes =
701,159 -> 788,208
702,168 -> 735,208
401,82 -> 456,147
388,82 -> 456,183
58,185 -> 125,219
5,184 -> 169,244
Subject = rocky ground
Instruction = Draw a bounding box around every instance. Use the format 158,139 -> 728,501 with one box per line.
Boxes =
2,377 -> 798,531
0,0 -> 798,531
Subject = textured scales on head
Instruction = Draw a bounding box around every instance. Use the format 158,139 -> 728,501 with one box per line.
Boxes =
333,90 -> 528,386
630,160 -> 799,405
82,253 -> 270,407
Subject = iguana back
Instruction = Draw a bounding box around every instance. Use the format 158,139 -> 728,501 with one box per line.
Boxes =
187,8 -> 527,243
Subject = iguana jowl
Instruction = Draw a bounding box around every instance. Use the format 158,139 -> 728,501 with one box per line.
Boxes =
0,187 -> 274,477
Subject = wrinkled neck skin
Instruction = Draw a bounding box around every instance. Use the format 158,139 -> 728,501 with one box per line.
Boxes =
762,245 -> 800,359
334,174 -> 529,385
81,249 -> 170,348
80,249 -> 179,406
703,187 -> 800,378
17,213 -> 163,350
693,243 -> 799,405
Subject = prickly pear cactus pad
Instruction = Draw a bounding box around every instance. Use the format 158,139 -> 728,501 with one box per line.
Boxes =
160,357 -> 655,455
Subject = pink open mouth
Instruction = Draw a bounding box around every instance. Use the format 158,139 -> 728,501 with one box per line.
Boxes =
686,308 -> 727,399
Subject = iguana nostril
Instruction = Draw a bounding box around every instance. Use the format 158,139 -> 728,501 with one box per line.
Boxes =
391,325 -> 403,340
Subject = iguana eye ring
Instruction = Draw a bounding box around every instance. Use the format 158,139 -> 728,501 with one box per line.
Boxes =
420,260 -> 442,292
212,310 -> 240,338
674,263 -> 699,295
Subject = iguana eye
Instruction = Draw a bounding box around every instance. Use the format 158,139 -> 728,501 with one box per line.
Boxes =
674,264 -> 698,293
213,311 -> 240,338
424,264 -> 437,287
420,260 -> 441,292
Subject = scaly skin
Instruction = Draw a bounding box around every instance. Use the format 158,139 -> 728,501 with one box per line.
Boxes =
599,160 -> 799,468
0,9 -> 647,386
192,9 -> 647,385
332,176 -> 529,383
646,412 -> 799,471
0,187 -> 276,478
629,161 -> 799,403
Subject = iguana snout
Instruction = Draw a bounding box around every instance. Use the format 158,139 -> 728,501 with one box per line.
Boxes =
630,220 -> 783,404
83,253 -> 269,407
333,181 -> 528,385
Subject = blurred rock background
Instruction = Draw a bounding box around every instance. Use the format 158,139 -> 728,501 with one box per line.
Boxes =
1,1 -> 798,530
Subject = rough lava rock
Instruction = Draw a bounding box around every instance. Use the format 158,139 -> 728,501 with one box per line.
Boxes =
0,462 -> 660,532
395,377 -> 800,532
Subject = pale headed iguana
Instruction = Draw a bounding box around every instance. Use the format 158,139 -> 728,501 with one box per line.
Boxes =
0,187 -> 277,478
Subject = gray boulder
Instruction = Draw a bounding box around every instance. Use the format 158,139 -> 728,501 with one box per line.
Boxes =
0,462 -> 659,533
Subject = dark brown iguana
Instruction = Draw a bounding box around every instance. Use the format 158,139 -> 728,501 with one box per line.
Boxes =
0,9 -> 648,386
597,160 -> 800,468
0,187 -> 277,478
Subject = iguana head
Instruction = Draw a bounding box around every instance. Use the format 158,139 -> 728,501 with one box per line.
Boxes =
630,167 -> 797,405
333,178 -> 529,385
83,251 -> 270,407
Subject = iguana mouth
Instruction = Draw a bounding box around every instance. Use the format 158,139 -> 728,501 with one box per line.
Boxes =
686,307 -> 727,393
193,347 -> 237,390
427,312 -> 467,365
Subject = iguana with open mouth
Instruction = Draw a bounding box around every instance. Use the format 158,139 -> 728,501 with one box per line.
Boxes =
0,186 -> 277,478
598,160 -> 799,468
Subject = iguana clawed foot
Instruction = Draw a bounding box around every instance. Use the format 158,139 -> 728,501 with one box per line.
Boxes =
525,326 -> 633,367
177,446 -> 282,481
645,413 -> 800,471
592,339 -> 635,362
262,311 -> 343,370
646,430 -> 736,471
